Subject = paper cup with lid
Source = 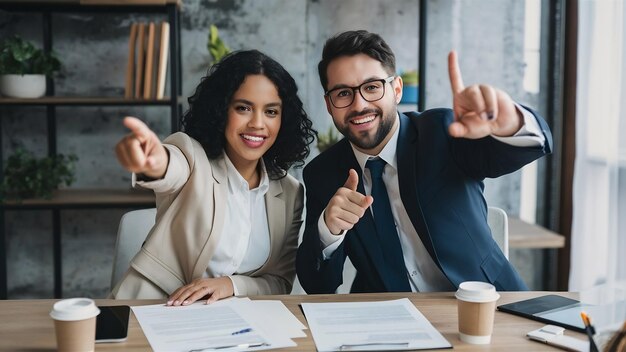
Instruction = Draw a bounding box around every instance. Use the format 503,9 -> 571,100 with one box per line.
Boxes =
455,281 -> 500,344
50,298 -> 100,352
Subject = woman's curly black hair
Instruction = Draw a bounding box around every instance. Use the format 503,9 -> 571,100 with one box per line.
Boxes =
180,50 -> 317,180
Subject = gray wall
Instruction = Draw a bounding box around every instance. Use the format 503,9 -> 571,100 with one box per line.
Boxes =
1,0 -> 545,298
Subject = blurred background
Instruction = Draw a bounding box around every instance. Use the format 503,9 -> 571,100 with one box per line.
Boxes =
0,0 -> 622,299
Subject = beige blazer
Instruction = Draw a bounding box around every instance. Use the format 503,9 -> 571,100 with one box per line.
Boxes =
111,132 -> 304,299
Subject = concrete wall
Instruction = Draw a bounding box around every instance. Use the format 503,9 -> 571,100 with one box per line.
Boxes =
0,0 -> 546,298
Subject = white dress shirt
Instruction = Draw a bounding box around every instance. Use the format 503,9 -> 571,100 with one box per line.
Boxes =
204,153 -> 271,295
318,106 -> 545,292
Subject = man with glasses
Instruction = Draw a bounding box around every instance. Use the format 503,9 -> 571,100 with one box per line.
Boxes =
296,30 -> 553,293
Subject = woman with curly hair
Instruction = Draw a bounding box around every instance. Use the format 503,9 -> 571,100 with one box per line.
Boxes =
112,50 -> 316,304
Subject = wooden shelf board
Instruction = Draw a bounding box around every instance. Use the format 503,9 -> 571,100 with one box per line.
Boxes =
509,217 -> 565,249
79,0 -> 181,5
0,96 -> 180,106
1,189 -> 155,209
0,0 -> 181,7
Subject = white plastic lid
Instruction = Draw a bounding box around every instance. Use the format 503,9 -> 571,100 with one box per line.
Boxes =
455,281 -> 500,303
49,298 -> 100,321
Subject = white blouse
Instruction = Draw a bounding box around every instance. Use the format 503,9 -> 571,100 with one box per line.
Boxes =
203,154 -> 271,294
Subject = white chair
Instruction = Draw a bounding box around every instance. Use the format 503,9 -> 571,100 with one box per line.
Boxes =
110,208 -> 157,290
487,206 -> 509,259
335,258 -> 357,294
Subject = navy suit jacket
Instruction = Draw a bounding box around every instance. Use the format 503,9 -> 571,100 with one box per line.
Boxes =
296,108 -> 553,293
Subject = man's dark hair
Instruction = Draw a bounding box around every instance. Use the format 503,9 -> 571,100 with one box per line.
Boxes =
181,50 -> 316,180
318,30 -> 396,91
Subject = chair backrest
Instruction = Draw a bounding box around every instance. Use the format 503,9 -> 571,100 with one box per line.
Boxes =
487,206 -> 509,259
110,208 -> 157,290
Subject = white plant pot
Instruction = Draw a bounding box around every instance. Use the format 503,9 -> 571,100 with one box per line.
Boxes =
0,74 -> 47,98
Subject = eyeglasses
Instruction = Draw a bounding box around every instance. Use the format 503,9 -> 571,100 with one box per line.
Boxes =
325,76 -> 395,108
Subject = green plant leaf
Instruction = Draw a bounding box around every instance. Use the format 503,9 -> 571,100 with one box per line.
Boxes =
0,35 -> 61,76
207,24 -> 231,65
400,69 -> 419,85
0,149 -> 78,202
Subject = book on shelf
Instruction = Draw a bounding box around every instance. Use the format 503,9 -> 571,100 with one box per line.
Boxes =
143,22 -> 156,99
156,21 -> 169,100
124,23 -> 138,99
134,22 -> 146,99
125,21 -> 169,100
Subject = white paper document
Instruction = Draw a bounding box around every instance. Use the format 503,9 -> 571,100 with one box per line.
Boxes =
242,299 -> 307,338
132,298 -> 296,351
301,298 -> 452,351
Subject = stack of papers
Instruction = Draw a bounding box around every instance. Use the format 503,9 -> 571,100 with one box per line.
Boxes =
132,297 -> 306,351
301,298 -> 451,351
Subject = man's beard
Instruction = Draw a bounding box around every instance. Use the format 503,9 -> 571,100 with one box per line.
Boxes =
336,107 -> 395,151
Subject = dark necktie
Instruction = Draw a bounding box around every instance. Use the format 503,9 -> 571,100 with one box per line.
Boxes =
365,158 -> 410,291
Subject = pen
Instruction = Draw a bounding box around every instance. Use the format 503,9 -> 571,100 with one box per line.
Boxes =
231,328 -> 252,335
339,342 -> 409,351
580,311 -> 599,352
188,342 -> 269,351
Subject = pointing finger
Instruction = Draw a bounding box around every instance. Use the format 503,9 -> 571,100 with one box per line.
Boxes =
123,116 -> 152,142
448,51 -> 465,94
343,169 -> 359,191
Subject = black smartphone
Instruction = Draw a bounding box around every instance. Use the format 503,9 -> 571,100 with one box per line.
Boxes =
95,305 -> 130,343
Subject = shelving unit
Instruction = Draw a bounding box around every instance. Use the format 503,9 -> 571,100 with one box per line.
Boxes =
0,0 -> 183,299
0,96 -> 181,106
1,189 -> 156,210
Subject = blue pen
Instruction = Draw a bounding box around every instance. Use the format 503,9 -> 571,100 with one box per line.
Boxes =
231,328 -> 252,335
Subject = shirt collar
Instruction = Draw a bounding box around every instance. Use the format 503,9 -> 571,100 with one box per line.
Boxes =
350,111 -> 401,172
223,152 -> 270,195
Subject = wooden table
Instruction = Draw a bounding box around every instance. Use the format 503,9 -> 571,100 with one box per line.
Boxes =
509,218 -> 565,249
509,218 -> 565,291
0,292 -> 584,351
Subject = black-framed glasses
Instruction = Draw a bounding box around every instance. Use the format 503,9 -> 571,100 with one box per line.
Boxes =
325,76 -> 395,108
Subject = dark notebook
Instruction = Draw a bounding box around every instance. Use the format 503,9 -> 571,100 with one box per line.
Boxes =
497,295 -> 587,333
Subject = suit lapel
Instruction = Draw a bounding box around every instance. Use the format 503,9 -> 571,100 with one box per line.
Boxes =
264,179 -> 285,268
396,113 -> 440,266
192,156 -> 228,280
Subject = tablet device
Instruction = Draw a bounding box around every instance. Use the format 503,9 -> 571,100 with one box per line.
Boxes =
497,295 -> 587,333
96,305 -> 130,343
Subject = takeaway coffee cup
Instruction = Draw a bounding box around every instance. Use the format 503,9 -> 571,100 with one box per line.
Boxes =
49,298 -> 100,352
455,281 -> 500,344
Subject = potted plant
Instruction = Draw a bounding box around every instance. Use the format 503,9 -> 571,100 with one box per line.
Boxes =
207,25 -> 231,65
400,69 -> 419,104
0,149 -> 77,201
0,35 -> 61,98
